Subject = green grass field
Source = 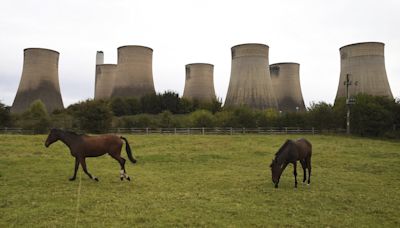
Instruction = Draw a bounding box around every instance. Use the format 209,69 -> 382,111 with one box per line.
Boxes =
1,134 -> 400,227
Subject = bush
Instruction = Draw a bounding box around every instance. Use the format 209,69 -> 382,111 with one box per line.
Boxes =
20,100 -> 51,133
190,110 -> 215,127
308,102 -> 337,130
0,101 -> 12,127
68,99 -> 113,133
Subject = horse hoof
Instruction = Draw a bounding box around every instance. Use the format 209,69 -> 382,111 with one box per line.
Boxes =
94,177 -> 99,182
127,177 -> 131,181
120,177 -> 123,181
69,178 -> 76,181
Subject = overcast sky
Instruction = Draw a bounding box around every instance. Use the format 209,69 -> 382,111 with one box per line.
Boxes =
1,0 -> 399,107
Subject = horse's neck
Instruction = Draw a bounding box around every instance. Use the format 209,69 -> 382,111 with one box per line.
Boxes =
59,132 -> 80,148
276,150 -> 288,165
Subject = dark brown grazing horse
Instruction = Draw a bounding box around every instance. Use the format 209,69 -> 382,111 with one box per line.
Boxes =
45,129 -> 137,181
270,138 -> 312,188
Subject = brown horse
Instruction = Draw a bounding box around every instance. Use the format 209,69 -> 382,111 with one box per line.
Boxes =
270,138 -> 312,188
45,129 -> 137,181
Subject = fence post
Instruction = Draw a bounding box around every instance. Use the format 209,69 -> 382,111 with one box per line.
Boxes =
312,127 -> 315,135
174,128 -> 177,135
187,128 -> 190,135
146,128 -> 149,135
202,127 -> 205,135
230,127 -> 233,135
285,127 -> 288,134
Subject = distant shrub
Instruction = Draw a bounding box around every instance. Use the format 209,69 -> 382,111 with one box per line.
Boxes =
20,100 -> 51,133
190,110 -> 215,127
68,99 -> 112,133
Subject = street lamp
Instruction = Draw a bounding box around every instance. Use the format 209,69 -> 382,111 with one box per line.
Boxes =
344,74 -> 357,134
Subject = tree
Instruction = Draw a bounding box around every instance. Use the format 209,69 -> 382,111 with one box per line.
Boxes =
21,100 -> 51,133
161,91 -> 180,114
233,106 -> 257,128
308,102 -> 337,130
141,94 -> 162,114
190,110 -> 215,127
0,101 -> 11,127
70,99 -> 113,133
350,94 -> 395,136
111,97 -> 130,116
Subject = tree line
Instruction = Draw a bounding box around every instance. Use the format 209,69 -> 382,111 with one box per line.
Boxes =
0,92 -> 399,138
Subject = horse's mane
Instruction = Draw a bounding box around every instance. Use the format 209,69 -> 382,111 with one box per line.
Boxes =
275,139 -> 293,156
270,139 -> 293,168
54,128 -> 85,136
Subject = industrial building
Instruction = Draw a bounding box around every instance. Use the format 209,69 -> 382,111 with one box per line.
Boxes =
111,45 -> 155,98
183,63 -> 216,102
270,62 -> 306,112
11,48 -> 64,113
336,42 -> 393,100
224,43 -> 278,109
95,64 -> 117,100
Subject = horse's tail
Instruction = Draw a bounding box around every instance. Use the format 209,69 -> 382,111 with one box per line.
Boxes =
120,136 -> 137,164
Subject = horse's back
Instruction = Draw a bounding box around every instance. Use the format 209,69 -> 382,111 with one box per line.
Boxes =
81,134 -> 122,153
295,138 -> 312,159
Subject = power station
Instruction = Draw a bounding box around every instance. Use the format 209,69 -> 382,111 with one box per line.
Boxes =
270,62 -> 306,112
111,45 -> 155,98
225,43 -> 278,109
11,48 -> 64,113
183,63 -> 216,102
336,42 -> 393,100
95,64 -> 117,100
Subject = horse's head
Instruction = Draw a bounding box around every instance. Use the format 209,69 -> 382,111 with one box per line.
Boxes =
270,159 -> 282,186
45,128 -> 61,147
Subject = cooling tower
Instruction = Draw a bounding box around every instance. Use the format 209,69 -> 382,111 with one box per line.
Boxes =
96,51 -> 104,65
336,42 -> 393,100
270,63 -> 306,112
111,45 -> 155,98
11,48 -> 64,113
224,43 -> 278,109
182,63 -> 216,102
95,64 -> 117,100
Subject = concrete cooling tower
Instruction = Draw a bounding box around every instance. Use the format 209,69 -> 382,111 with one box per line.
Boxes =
111,45 -> 155,98
11,48 -> 64,113
224,43 -> 278,109
336,42 -> 393,100
95,64 -> 117,100
270,63 -> 306,112
96,51 -> 104,65
182,63 -> 216,102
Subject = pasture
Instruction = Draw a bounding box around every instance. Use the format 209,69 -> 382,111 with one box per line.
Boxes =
0,134 -> 399,227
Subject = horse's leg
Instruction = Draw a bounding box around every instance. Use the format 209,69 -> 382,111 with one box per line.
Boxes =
293,161 -> 298,188
79,157 -> 98,181
306,156 -> 312,185
69,157 -> 79,181
110,153 -> 130,181
300,160 -> 307,183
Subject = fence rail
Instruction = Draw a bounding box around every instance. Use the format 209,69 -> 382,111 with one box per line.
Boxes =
0,127 -> 347,135
0,128 -> 34,135
109,127 -> 320,135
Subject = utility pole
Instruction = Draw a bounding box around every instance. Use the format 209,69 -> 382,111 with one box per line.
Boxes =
344,74 -> 357,135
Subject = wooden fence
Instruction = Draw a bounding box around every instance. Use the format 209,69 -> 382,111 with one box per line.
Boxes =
108,127 -> 319,135
0,127 -> 347,135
